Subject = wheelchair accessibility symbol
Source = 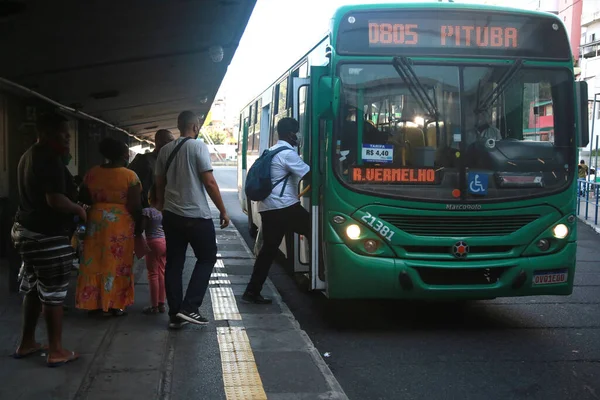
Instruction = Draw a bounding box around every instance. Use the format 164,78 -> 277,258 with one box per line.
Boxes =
468,172 -> 488,195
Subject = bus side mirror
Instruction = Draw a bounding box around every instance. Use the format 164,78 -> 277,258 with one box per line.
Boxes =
317,76 -> 341,119
576,81 -> 589,148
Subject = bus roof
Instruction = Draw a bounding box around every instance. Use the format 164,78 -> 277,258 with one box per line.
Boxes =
331,2 -> 563,22
331,2 -> 570,61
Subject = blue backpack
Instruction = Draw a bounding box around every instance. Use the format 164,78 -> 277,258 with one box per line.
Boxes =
245,147 -> 292,201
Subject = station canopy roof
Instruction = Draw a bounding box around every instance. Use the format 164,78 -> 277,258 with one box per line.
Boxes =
0,0 -> 256,142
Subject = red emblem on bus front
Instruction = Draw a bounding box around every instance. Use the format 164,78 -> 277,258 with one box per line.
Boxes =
452,241 -> 469,259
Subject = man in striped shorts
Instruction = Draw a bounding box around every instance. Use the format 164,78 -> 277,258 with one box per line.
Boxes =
11,112 -> 87,367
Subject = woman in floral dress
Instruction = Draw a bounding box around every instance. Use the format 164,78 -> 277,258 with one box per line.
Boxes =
76,138 -> 142,316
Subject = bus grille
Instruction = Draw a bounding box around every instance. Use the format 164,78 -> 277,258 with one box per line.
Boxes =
379,214 -> 539,237
413,267 -> 509,285
403,245 -> 512,254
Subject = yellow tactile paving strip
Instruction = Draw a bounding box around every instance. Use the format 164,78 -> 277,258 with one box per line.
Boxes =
218,327 -> 266,399
209,259 -> 267,400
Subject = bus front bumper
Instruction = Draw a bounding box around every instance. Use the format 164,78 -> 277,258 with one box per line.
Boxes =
326,242 -> 576,299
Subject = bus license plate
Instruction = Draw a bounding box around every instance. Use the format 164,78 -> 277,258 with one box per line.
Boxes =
532,269 -> 568,285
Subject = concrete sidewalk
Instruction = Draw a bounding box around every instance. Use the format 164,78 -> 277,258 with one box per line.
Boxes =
0,209 -> 347,400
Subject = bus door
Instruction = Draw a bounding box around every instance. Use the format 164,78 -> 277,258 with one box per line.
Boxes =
240,117 -> 249,213
292,76 -> 326,290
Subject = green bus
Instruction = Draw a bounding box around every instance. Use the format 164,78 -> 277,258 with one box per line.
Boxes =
237,2 -> 590,299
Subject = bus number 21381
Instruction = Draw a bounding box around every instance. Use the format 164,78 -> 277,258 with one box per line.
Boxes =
361,212 -> 395,241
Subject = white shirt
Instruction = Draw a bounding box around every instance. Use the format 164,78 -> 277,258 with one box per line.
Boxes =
258,140 -> 310,212
155,137 -> 213,219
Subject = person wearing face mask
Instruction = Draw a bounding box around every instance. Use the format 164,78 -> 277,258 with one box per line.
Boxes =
154,110 -> 230,328
243,117 -> 311,304
75,137 -> 142,317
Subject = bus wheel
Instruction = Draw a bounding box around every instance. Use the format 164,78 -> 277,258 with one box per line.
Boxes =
247,199 -> 258,238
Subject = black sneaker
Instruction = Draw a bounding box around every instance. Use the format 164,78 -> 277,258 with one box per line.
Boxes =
241,292 -> 273,304
168,316 -> 189,330
176,310 -> 209,325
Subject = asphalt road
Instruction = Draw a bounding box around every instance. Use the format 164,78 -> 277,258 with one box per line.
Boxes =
214,166 -> 600,400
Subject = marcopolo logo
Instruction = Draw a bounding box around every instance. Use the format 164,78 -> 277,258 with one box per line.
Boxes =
446,204 -> 483,211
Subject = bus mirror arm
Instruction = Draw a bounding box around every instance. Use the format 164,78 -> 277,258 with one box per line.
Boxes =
576,81 -> 590,148
332,77 -> 341,118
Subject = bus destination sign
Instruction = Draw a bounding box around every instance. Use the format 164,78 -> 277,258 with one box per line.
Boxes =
351,167 -> 439,184
337,10 -> 571,60
368,22 -> 518,50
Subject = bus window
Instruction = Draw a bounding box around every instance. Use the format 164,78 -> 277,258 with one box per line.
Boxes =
299,62 -> 308,79
336,63 -> 574,202
522,82 -> 554,143
279,79 -> 288,115
338,64 -> 459,171
247,106 -> 255,152
298,86 -> 308,157
274,84 -> 281,115
272,114 -> 282,145
255,99 -> 262,129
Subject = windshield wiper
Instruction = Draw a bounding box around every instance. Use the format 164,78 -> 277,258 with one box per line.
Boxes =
475,58 -> 523,114
392,56 -> 439,120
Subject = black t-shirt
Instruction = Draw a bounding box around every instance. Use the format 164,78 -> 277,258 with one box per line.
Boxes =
15,143 -> 77,236
128,151 -> 157,208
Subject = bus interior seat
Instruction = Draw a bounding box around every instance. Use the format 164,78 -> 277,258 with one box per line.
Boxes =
363,120 -> 388,144
426,125 -> 437,147
434,123 -> 458,168
388,126 -> 425,166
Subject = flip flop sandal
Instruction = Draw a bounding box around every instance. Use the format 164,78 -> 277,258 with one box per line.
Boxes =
11,345 -> 46,359
47,351 -> 79,368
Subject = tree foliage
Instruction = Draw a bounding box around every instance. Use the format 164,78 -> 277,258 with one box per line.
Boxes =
201,124 -> 228,144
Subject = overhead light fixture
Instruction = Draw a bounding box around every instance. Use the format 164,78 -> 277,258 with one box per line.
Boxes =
209,45 -> 224,63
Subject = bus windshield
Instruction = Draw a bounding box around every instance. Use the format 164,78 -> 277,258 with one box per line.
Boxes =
334,63 -> 575,202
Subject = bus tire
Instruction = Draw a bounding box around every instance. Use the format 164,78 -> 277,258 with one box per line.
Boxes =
247,199 -> 258,238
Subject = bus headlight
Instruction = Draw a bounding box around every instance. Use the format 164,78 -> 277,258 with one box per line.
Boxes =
364,239 -> 378,253
552,224 -> 569,239
536,239 -> 550,251
346,224 -> 361,240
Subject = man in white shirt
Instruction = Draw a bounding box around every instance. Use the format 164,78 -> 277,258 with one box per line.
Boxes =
243,118 -> 311,304
155,110 -> 230,328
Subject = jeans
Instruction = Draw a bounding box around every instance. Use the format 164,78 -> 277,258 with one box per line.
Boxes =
246,203 -> 310,294
162,211 -> 217,317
